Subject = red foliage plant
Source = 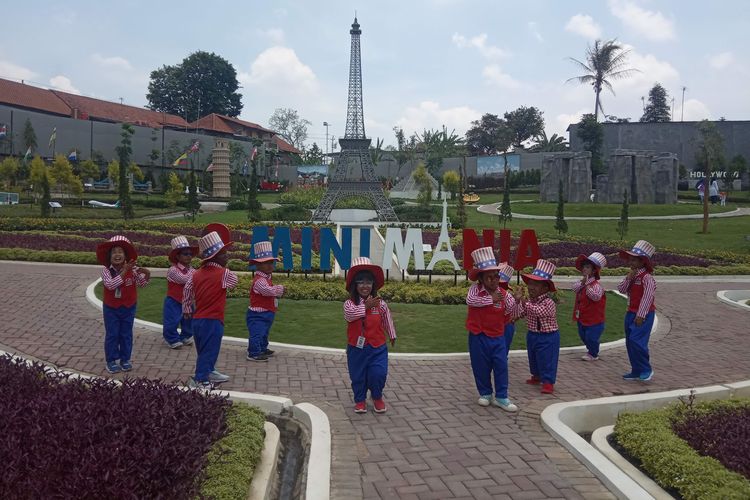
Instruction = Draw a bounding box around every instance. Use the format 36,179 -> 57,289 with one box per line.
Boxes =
0,355 -> 231,498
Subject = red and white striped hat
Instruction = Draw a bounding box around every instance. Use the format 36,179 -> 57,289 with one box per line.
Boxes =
96,235 -> 137,266
619,240 -> 656,271
468,246 -> 503,281
346,256 -> 384,290
497,262 -> 515,283
168,235 -> 198,263
249,240 -> 280,264
521,258 -> 557,292
198,231 -> 229,262
575,252 -> 607,278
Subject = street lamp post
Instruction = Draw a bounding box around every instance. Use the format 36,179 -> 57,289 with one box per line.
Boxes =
323,122 -> 329,164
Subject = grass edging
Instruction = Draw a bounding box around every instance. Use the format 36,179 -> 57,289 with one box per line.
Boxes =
613,399 -> 750,499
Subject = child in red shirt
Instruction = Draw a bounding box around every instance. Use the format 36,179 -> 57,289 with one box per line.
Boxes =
572,252 -> 607,361
163,236 -> 197,349
246,241 -> 285,362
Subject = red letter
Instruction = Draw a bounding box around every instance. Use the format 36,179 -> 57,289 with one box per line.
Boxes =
498,229 -> 511,263
462,229 -> 495,270
513,229 -> 540,271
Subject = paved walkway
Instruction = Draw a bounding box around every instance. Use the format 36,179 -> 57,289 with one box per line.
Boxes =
477,203 -> 750,220
2,261 -> 749,499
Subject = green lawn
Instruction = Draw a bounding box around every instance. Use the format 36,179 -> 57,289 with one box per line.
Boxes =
0,205 -> 176,219
97,279 -> 626,353
511,201 -> 735,217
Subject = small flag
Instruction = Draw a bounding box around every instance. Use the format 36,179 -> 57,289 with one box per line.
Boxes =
68,150 -> 77,161
241,160 -> 249,176
48,127 -> 57,148
0,124 -> 6,139
206,163 -> 214,172
190,140 -> 200,153
24,147 -> 32,161
173,152 -> 188,166
250,147 -> 258,161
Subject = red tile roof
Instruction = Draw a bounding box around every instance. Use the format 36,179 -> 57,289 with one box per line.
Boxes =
190,113 -> 276,136
0,78 -> 71,116
273,135 -> 301,154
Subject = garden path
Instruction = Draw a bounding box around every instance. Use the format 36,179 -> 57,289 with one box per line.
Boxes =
1,261 -> 749,499
477,203 -> 750,220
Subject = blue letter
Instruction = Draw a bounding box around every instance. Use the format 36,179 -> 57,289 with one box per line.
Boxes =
320,227 -> 352,271
301,226 -> 313,271
359,227 -> 370,258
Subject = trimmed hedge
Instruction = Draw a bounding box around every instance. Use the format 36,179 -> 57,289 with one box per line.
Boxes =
614,398 -> 750,500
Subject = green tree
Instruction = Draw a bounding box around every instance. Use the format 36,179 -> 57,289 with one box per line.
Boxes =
186,167 -> 199,221
0,157 -> 19,189
40,167 -> 51,217
49,155 -> 83,197
442,170 -> 460,200
392,127 -> 418,180
77,158 -> 101,181
567,39 -> 638,121
22,118 -> 37,152
28,157 -> 51,216
727,154 -> 747,192
504,106 -> 545,148
498,176 -> 512,229
640,83 -> 671,123
577,113 -> 605,179
554,180 -> 568,235
268,108 -> 311,150
164,171 -> 184,208
302,142 -> 325,165
455,160 -> 467,228
369,137 -> 384,166
147,51 -> 242,122
530,131 -> 569,152
116,124 -> 135,219
412,163 -> 432,207
247,164 -> 261,222
418,126 -> 466,177
695,120 -> 725,234
617,189 -> 629,240
465,113 -> 510,155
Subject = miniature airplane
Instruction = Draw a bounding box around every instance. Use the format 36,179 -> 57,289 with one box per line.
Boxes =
88,200 -> 121,208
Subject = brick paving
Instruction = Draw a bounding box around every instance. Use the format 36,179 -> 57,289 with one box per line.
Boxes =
1,261 -> 749,499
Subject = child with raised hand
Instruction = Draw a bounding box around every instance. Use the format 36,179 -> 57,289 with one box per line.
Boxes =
163,236 -> 198,349
465,248 -> 518,411
246,241 -> 285,362
182,231 -> 238,389
344,257 -> 396,414
97,235 -> 150,374
617,240 -> 657,382
572,252 -> 607,361
497,261 -> 518,358
515,259 -> 559,395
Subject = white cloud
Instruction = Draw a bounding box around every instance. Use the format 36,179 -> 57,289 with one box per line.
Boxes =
0,60 -> 37,81
49,75 -> 80,94
555,108 -> 590,132
395,101 -> 480,136
565,14 -> 602,39
618,45 -> 680,91
258,28 -> 285,44
528,22 -> 544,43
482,64 -> 521,89
240,46 -> 318,94
709,52 -> 734,70
608,0 -> 675,41
91,54 -> 133,71
451,33 -> 509,60
679,98 -> 711,121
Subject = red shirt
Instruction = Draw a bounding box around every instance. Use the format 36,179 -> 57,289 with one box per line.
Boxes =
182,263 -> 238,322
101,265 -> 148,308
344,299 -> 396,347
166,263 -> 194,303
572,278 -> 606,326
618,269 -> 656,316
249,272 -> 284,312
465,283 -> 516,337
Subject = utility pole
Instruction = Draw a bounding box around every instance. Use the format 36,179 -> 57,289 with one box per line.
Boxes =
671,97 -> 675,121
681,86 -> 687,122
323,121 -> 329,165
641,96 -> 645,113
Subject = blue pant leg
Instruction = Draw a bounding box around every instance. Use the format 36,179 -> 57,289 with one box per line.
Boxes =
162,296 -> 182,344
468,333 -> 493,396
262,312 -> 275,351
246,310 -> 271,357
624,312 -> 638,374
537,331 -> 560,384
366,345 -> 389,400
584,322 -> 605,357
118,305 -> 136,363
102,305 -> 120,363
526,331 -> 539,377
504,323 -> 515,359
194,319 -> 223,381
628,311 -> 654,374
489,336 -> 509,399
179,314 -> 193,342
347,345 -> 368,402
577,322 -> 587,347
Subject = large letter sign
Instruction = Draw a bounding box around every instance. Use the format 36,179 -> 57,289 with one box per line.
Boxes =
382,227 -> 425,271
462,228 -> 540,271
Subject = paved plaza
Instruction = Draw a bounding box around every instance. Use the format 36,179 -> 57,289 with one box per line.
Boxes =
1,261 -> 749,499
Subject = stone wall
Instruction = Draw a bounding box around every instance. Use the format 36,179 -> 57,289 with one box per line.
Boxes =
596,149 -> 678,204
539,151 -> 592,202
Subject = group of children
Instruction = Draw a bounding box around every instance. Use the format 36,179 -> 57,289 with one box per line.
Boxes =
96,229 -> 657,414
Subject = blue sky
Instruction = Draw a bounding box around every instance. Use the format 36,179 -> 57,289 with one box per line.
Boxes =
2,1 -> 748,148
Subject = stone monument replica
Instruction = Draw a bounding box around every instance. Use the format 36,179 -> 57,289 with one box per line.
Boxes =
539,151 -> 592,202
596,149 -> 678,204
211,139 -> 231,199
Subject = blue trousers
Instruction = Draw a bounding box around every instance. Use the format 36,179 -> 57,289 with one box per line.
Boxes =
504,323 -> 515,358
103,304 -> 136,363
526,330 -> 560,384
468,332 -> 509,399
246,310 -> 275,357
624,311 -> 655,375
578,322 -> 605,357
162,296 -> 193,344
193,318 -> 223,382
347,344 -> 388,402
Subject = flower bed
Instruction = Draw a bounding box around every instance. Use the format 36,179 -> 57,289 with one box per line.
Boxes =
0,355 -> 264,498
613,397 -> 750,499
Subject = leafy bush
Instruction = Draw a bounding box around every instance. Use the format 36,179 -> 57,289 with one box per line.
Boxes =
264,204 -> 310,221
614,398 -> 750,499
227,199 -> 248,210
0,354 -> 232,498
394,204 -> 441,222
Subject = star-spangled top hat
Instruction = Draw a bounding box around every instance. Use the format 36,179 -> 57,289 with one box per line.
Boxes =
521,259 -> 557,292
575,252 -> 607,279
618,240 -> 655,272
468,246 -> 504,281
96,235 -> 137,266
346,256 -> 385,290
198,231 -> 231,262
202,223 -> 231,245
496,262 -> 515,290
249,241 -> 280,264
168,235 -> 198,264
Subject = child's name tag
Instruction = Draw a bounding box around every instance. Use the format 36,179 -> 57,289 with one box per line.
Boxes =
114,287 -> 122,299
356,336 -> 366,349
575,310 -> 580,319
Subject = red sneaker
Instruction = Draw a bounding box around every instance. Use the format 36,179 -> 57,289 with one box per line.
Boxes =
541,383 -> 554,394
372,398 -> 387,413
354,401 -> 367,413
526,376 -> 541,385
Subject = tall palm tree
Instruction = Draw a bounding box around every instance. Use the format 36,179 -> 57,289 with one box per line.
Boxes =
567,39 -> 638,121
530,131 -> 569,152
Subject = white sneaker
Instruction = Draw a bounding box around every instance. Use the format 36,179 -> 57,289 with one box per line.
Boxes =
581,353 -> 599,361
478,395 -> 492,407
208,370 -> 230,384
492,398 -> 519,412
187,377 -> 213,390
168,341 -> 183,349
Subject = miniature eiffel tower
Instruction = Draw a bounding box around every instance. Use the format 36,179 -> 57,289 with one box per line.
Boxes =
310,17 -> 398,223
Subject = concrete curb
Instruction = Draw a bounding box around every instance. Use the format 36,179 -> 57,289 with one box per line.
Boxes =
86,279 -> 651,360
540,381 -> 750,500
716,289 -> 750,311
292,403 -> 332,500
590,425 -> 672,500
249,421 -> 281,500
